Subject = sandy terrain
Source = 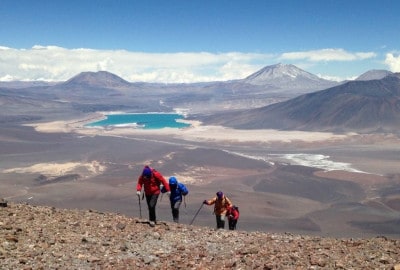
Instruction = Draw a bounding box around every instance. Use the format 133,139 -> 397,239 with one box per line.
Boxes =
1,114 -> 399,238
16,115 -> 353,183
3,161 -> 106,179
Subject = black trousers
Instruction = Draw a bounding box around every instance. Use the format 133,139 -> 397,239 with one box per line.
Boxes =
228,219 -> 237,230
145,194 -> 159,222
215,215 -> 225,229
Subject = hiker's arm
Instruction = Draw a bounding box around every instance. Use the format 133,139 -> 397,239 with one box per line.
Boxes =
155,171 -> 170,192
203,198 -> 215,205
180,183 -> 189,195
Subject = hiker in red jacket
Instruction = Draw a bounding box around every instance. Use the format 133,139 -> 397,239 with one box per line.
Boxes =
226,205 -> 240,230
136,165 -> 170,227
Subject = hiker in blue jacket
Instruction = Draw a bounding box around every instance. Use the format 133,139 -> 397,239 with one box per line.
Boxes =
161,176 -> 189,223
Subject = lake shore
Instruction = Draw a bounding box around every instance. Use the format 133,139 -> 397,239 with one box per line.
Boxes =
25,114 -> 353,144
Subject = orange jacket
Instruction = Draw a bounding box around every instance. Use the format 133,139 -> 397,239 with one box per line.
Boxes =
205,195 -> 232,215
136,167 -> 170,195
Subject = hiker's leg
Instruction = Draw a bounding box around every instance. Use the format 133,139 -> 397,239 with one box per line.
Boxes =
147,194 -> 159,222
233,220 -> 237,230
170,201 -> 174,221
145,195 -> 151,220
228,219 -> 234,230
172,201 -> 181,223
220,215 -> 225,229
216,215 -> 225,229
215,215 -> 220,228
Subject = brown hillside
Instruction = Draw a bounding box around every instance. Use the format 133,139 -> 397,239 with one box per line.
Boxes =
1,202 -> 399,269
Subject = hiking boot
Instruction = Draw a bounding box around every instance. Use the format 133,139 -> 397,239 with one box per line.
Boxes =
149,221 -> 155,227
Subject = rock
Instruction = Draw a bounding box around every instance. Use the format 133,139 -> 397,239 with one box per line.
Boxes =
116,222 -> 126,230
0,198 -> 7,207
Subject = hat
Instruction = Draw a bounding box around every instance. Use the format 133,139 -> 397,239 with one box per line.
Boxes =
142,167 -> 152,178
169,176 -> 178,185
216,191 -> 223,199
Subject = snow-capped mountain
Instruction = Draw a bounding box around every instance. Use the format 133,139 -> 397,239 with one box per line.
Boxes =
355,69 -> 393,81
242,63 -> 337,90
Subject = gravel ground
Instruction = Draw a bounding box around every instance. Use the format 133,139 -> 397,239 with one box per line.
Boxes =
1,202 -> 400,269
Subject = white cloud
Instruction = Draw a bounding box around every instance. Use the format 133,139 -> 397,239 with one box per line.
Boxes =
384,53 -> 400,72
0,45 -> 272,83
0,46 -> 385,83
280,48 -> 376,62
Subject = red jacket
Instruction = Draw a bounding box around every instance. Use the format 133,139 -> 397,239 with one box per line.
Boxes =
226,206 -> 239,221
136,167 -> 170,195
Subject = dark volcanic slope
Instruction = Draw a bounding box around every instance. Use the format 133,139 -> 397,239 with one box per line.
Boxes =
204,74 -> 400,133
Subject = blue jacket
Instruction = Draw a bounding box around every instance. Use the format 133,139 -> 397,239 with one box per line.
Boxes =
162,177 -> 189,204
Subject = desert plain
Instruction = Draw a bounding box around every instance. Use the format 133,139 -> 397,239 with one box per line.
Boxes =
1,113 -> 400,238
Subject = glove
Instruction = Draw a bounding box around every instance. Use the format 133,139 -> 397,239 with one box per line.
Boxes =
203,200 -> 208,204
166,191 -> 171,197
136,191 -> 141,197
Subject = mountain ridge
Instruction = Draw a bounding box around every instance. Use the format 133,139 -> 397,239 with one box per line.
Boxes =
203,73 -> 400,132
356,69 -> 393,81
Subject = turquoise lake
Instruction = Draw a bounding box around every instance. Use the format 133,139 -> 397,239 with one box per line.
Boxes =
85,113 -> 190,129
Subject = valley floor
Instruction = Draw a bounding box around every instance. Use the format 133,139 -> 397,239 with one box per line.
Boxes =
1,115 -> 400,238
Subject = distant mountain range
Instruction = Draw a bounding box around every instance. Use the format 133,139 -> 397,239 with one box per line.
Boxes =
203,73 -> 400,133
1,63 -> 399,132
56,63 -> 340,94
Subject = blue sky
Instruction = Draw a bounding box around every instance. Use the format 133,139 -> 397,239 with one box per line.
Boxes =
1,0 -> 399,82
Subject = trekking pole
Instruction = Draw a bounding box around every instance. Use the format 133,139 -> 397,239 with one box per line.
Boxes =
190,202 -> 204,225
184,196 -> 187,208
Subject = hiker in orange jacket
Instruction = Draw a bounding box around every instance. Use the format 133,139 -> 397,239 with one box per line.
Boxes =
203,191 -> 232,229
136,165 -> 170,227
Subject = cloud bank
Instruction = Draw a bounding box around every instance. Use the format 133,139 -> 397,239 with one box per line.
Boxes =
385,53 -> 400,72
0,46 -> 392,83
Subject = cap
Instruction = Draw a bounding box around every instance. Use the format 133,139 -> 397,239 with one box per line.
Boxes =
142,167 -> 152,178
216,191 -> 223,199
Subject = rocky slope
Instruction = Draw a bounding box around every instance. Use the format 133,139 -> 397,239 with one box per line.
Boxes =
1,201 -> 399,269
